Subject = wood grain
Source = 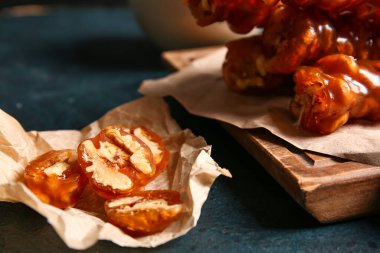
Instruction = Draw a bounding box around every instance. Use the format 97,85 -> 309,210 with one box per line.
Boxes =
162,47 -> 380,223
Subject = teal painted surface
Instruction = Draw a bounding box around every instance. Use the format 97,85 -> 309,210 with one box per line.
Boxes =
1,7 -> 380,253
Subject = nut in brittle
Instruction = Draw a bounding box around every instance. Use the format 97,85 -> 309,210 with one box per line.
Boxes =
104,190 -> 184,237
23,149 -> 88,209
77,126 -> 159,199
104,125 -> 170,176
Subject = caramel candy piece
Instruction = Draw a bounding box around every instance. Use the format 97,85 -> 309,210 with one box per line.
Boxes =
23,149 -> 88,209
105,190 -> 184,237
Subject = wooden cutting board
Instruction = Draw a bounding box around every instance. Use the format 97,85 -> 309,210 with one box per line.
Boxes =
162,47 -> 380,223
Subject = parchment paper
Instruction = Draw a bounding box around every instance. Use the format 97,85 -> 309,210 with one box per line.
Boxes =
0,97 -> 231,249
139,48 -> 380,166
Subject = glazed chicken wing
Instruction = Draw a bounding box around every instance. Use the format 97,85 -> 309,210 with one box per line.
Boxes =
290,54 -> 380,134
332,11 -> 380,60
185,0 -> 280,33
355,0 -> 380,24
262,5 -> 340,74
223,36 -> 291,93
282,0 -> 366,12
223,4 -> 379,94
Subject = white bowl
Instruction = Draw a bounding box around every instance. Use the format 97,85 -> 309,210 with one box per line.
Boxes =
129,0 -> 260,50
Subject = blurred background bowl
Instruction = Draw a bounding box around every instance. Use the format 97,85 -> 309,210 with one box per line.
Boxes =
129,0 -> 260,50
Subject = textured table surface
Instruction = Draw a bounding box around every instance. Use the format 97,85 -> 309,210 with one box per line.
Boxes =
1,6 -> 380,253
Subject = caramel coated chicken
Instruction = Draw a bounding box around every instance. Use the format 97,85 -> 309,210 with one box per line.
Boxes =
262,5 -> 338,73
223,36 -> 291,93
223,5 -> 379,93
253,5 -> 379,73
355,0 -> 380,24
185,0 -> 280,33
290,54 -> 380,134
223,6 -> 339,93
283,0 -> 380,25
332,11 -> 380,60
282,0 -> 366,12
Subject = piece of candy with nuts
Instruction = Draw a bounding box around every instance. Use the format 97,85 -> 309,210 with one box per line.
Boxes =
129,126 -> 170,175
102,125 -> 170,177
104,190 -> 184,237
23,149 -> 88,209
77,126 -> 168,199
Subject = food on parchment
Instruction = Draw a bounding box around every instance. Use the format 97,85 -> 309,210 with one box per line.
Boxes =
290,54 -> 380,134
77,126 -> 169,199
186,0 -> 380,134
23,125 -> 179,237
104,190 -> 184,237
23,149 -> 88,209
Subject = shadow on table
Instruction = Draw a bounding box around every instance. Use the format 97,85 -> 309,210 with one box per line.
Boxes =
217,136 -> 322,229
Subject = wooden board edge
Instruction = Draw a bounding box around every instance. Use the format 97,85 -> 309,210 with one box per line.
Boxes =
223,123 -> 380,223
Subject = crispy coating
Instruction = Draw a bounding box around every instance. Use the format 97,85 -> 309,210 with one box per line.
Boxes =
290,54 -> 380,134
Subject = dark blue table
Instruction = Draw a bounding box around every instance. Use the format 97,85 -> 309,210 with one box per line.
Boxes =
1,6 -> 380,253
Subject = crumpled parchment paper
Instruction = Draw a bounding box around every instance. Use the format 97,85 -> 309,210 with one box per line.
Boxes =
139,48 -> 380,166
0,97 -> 231,249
